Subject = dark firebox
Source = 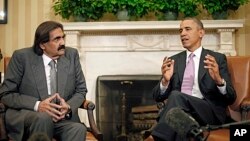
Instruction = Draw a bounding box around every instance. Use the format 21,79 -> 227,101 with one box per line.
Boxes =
96,75 -> 161,141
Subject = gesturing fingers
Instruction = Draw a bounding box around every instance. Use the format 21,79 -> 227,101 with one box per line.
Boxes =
204,54 -> 218,69
203,54 -> 223,82
161,57 -> 175,85
162,57 -> 174,72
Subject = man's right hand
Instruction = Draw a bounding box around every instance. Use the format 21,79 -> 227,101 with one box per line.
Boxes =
161,57 -> 175,86
37,93 -> 63,122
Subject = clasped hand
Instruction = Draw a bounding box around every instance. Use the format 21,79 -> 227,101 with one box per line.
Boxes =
38,93 -> 70,122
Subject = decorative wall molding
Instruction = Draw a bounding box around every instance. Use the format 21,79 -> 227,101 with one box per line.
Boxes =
63,20 -> 244,56
63,20 -> 244,31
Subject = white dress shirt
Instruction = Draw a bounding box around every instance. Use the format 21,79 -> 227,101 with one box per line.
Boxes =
34,54 -> 57,111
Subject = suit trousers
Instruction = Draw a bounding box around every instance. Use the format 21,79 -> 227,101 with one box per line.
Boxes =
6,109 -> 87,141
151,90 -> 219,141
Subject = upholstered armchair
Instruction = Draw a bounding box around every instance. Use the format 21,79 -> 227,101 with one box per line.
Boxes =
206,56 -> 250,141
0,57 -> 103,141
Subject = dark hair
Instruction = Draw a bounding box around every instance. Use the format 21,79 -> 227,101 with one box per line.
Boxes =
182,17 -> 204,30
33,21 -> 64,55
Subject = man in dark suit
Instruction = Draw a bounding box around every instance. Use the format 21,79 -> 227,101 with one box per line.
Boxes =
149,17 -> 236,141
0,21 -> 87,141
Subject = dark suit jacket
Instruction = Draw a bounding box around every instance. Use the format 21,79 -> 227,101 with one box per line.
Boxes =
0,47 -> 87,139
152,48 -> 236,123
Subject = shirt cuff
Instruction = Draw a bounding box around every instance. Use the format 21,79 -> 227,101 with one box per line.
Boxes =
34,101 -> 41,111
217,81 -> 227,95
160,80 -> 168,95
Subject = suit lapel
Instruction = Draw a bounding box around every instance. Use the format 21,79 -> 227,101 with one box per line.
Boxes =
57,56 -> 69,98
32,56 -> 49,100
198,48 -> 208,82
177,52 -> 187,84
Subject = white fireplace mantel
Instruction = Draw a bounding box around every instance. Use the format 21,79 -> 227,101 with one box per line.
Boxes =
63,20 -> 244,56
63,20 -> 244,31
63,20 -> 244,124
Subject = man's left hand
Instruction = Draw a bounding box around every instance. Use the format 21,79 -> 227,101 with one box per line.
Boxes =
56,95 -> 71,120
204,54 -> 223,85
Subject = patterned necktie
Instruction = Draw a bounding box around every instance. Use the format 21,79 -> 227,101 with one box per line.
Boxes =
49,60 -> 57,95
181,53 -> 195,95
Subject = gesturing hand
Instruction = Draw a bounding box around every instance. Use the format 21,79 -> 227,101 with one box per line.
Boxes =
204,54 -> 223,85
161,57 -> 175,86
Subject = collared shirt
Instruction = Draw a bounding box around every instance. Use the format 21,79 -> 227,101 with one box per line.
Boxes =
43,54 -> 57,96
34,54 -> 57,111
160,46 -> 226,99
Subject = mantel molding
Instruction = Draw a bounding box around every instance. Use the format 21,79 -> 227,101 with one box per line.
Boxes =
63,20 -> 244,31
63,19 -> 244,56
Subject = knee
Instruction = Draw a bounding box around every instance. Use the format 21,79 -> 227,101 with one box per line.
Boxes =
168,90 -> 184,100
28,113 -> 54,138
74,123 -> 87,133
166,91 -> 188,106
33,113 -> 53,125
57,123 -> 87,140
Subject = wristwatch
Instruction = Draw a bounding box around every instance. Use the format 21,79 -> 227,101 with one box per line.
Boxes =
65,105 -> 72,119
217,78 -> 225,87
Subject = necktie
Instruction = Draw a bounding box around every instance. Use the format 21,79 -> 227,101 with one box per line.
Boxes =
49,60 -> 57,95
181,53 -> 195,95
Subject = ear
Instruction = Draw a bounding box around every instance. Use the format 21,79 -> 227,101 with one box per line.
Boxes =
40,43 -> 45,50
199,29 -> 205,38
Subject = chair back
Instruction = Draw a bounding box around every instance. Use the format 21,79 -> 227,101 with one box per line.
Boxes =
4,57 -> 11,74
227,56 -> 250,121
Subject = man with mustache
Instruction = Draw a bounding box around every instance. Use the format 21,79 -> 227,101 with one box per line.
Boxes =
0,21 -> 87,141
147,17 -> 236,141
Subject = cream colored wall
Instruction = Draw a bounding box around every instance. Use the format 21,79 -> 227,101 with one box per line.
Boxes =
243,3 -> 250,55
0,0 -> 56,71
0,0 -> 250,72
233,3 -> 250,56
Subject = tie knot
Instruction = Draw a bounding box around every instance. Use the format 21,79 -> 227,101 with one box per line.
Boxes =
49,60 -> 56,69
189,53 -> 195,59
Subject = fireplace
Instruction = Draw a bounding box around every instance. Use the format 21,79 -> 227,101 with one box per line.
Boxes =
96,75 -> 161,141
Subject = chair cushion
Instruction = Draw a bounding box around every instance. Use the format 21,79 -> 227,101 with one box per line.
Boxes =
86,132 -> 98,141
206,129 -> 229,141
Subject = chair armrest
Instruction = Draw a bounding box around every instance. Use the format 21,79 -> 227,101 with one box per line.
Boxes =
240,98 -> 250,120
81,100 -> 103,141
0,103 -> 7,140
156,99 -> 168,114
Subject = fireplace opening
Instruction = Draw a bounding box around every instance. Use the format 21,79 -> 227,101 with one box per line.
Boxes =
96,75 -> 161,141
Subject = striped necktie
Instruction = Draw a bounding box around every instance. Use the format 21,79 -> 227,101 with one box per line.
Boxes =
49,60 -> 57,95
181,53 -> 195,95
